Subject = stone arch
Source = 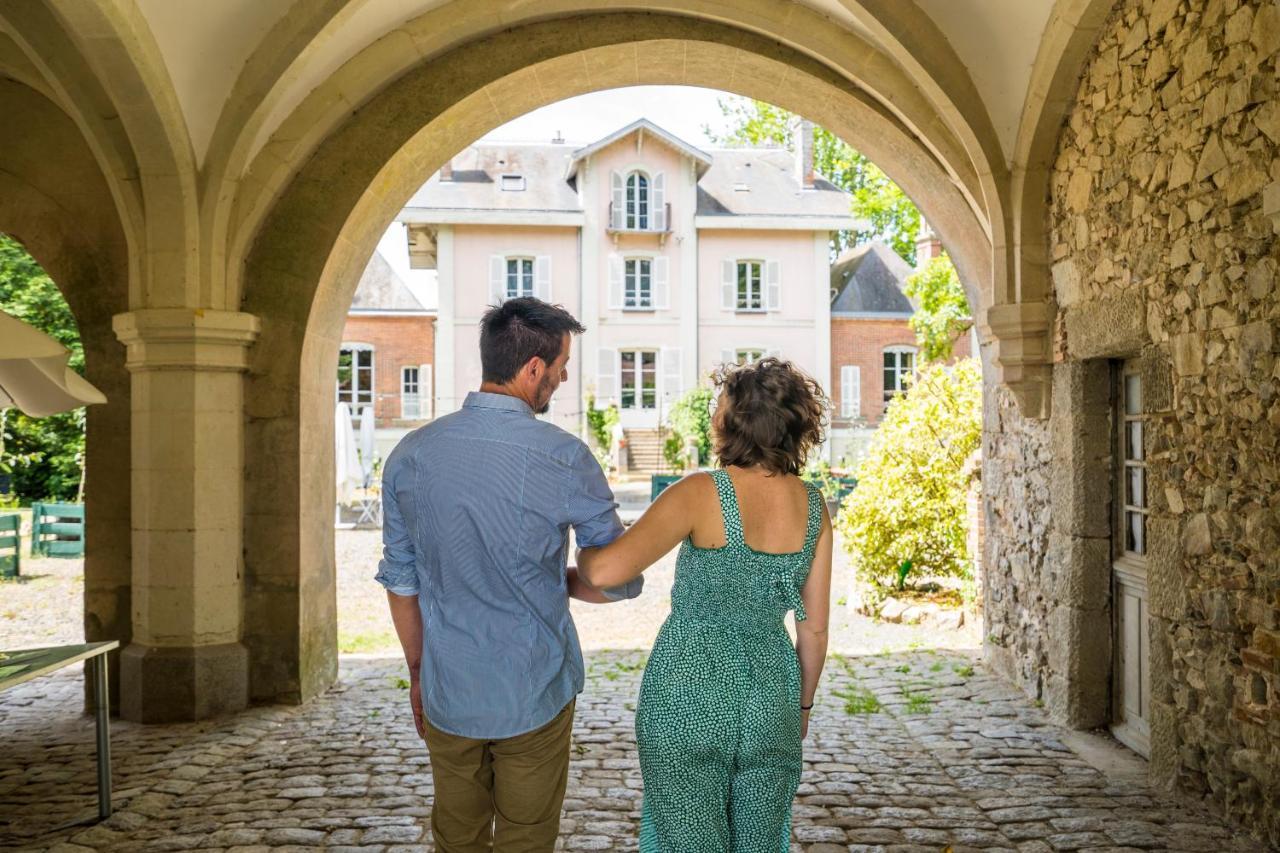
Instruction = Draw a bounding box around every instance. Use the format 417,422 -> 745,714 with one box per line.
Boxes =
240,14 -> 998,702
0,79 -> 132,708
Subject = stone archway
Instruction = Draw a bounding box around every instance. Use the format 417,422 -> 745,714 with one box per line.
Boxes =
0,78 -> 132,710
239,14 -> 999,705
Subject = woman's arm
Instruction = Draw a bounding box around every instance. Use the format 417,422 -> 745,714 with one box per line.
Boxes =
796,505 -> 833,738
566,566 -> 615,603
577,475 -> 700,589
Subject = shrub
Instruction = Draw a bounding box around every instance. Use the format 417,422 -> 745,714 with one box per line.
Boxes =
667,385 -> 714,466
835,359 -> 981,594
584,393 -> 619,471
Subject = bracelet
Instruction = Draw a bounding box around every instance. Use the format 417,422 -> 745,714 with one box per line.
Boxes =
800,702 -> 814,711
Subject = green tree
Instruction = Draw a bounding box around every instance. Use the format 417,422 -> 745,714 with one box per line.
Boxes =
835,359 -> 981,595
904,254 -> 973,362
0,235 -> 86,502
707,98 -> 921,264
666,385 -> 715,467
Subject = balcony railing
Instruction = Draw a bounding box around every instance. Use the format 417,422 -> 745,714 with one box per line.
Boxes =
606,203 -> 672,235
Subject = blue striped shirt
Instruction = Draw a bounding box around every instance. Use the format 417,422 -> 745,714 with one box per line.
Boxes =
376,391 -> 639,738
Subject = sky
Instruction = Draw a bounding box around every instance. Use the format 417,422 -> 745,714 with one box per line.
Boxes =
481,86 -> 742,148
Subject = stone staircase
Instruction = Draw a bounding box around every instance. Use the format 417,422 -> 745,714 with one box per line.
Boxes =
624,428 -> 667,474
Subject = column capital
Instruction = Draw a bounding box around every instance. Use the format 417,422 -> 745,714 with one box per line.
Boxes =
112,309 -> 260,372
986,300 -> 1055,420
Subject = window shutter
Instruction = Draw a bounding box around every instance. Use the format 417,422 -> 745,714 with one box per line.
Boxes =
722,259 -> 736,311
766,347 -> 781,359
597,348 -> 618,405
534,255 -> 551,301
653,256 -> 670,309
652,172 -> 666,231
661,347 -> 682,403
610,171 -> 624,230
841,365 -> 860,418
721,348 -> 736,367
422,364 -> 434,419
489,256 -> 506,306
608,254 -> 624,309
766,259 -> 782,311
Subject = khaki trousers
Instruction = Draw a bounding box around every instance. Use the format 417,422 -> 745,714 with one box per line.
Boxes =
423,700 -> 574,852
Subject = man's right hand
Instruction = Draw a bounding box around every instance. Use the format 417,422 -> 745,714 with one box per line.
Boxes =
409,670 -> 426,740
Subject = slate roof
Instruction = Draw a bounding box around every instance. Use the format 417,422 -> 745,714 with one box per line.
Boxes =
829,241 -> 916,316
400,121 -> 856,223
349,250 -> 429,313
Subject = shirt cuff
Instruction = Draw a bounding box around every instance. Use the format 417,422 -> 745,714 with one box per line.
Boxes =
375,560 -> 419,597
600,575 -> 644,601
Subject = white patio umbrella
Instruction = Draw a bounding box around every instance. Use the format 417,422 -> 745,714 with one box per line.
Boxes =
0,309 -> 106,416
357,405 -> 376,486
334,402 -> 363,506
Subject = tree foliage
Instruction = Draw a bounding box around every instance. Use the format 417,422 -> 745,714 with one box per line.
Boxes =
0,235 -> 85,502
707,98 -> 921,264
904,254 -> 973,362
835,359 -> 982,593
666,385 -> 715,467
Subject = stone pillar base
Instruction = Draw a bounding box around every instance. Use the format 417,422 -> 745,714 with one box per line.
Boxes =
119,642 -> 249,723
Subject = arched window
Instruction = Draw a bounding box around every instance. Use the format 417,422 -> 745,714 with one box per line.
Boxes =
882,345 -> 917,402
625,171 -> 649,230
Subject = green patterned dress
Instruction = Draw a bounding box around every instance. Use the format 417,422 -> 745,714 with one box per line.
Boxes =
636,468 -> 822,852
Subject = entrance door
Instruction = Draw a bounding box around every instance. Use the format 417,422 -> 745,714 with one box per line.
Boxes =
619,349 -> 657,428
1111,366 -> 1150,756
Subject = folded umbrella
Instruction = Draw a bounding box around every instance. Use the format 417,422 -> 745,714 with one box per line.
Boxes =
0,309 -> 106,417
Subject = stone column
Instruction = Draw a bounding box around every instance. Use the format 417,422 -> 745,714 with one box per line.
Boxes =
111,309 -> 260,722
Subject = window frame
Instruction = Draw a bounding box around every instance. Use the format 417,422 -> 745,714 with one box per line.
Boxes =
619,349 -> 658,410
625,171 -> 650,231
401,365 -> 421,419
505,256 -> 535,300
336,343 -> 376,423
623,257 -> 653,310
1116,368 -> 1148,561
736,260 -> 764,312
882,345 -> 917,402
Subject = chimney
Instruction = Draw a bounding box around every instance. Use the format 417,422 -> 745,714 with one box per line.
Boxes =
915,220 -> 943,267
793,118 -> 815,190
439,158 -> 453,182
551,130 -> 565,144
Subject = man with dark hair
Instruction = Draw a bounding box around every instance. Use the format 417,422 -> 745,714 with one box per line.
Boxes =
376,297 -> 639,852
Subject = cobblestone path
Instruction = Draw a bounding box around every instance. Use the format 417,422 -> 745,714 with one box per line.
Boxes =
1,650 -> 1267,852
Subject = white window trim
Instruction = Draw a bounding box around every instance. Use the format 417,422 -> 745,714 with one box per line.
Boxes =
623,256 -> 654,310
337,342 -> 376,421
624,169 -> 652,231
882,345 -> 918,400
504,255 -> 536,300
617,348 -> 659,411
735,259 -> 766,313
401,365 -> 421,419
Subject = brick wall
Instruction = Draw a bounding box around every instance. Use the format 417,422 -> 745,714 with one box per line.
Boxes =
339,315 -> 435,427
829,317 -> 973,426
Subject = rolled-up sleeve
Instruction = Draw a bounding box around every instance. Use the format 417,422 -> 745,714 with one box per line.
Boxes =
375,456 -> 419,597
568,445 -> 643,601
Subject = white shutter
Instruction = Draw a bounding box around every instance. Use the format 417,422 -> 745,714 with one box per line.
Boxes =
608,254 -> 624,309
766,259 -> 782,311
841,365 -> 860,418
610,171 -> 624,229
422,364 -> 434,419
766,347 -> 781,360
721,348 -> 736,366
653,256 -> 670,309
661,347 -> 682,403
597,348 -> 618,405
534,256 -> 551,301
489,255 -> 506,306
652,172 -> 666,231
722,259 -> 737,311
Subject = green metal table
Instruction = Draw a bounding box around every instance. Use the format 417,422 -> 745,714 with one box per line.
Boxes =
0,641 -> 118,822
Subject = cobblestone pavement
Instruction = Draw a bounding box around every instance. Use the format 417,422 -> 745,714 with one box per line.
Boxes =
1,650 -> 1268,852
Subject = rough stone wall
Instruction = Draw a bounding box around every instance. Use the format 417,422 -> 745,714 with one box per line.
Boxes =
990,0 -> 1280,843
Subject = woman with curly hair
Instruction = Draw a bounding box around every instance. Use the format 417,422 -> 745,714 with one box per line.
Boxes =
578,357 -> 834,852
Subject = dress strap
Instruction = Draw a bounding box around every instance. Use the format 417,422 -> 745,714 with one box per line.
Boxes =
801,481 -> 823,562
708,469 -> 746,550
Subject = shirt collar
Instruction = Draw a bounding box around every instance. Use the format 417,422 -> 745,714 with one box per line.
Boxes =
463,390 -> 534,416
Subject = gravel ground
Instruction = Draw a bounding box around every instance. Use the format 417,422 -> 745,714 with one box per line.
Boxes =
3,527 -> 980,656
